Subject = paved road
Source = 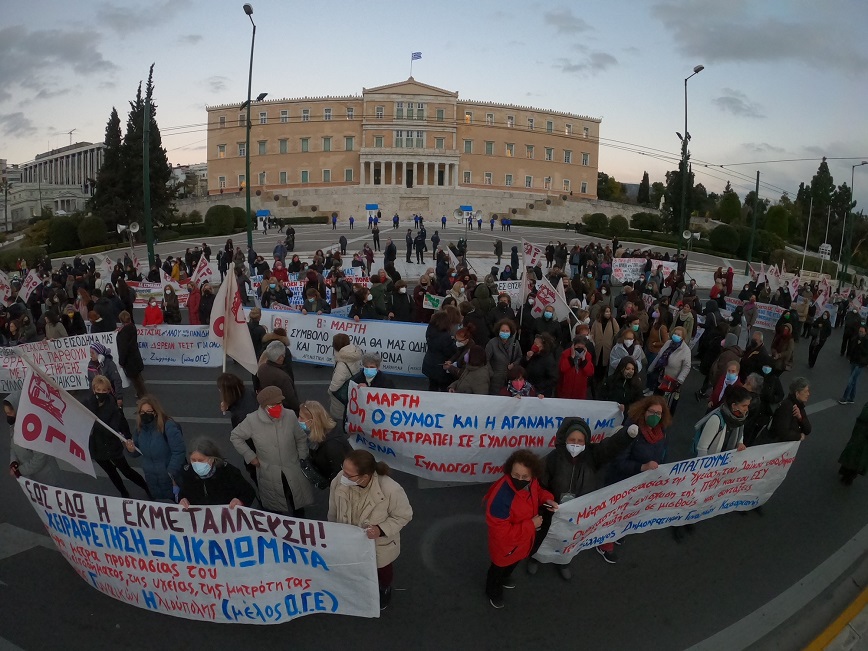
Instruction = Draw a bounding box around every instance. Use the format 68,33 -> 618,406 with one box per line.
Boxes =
1,224 -> 864,650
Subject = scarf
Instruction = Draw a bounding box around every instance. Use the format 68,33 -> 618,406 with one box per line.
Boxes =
640,423 -> 665,445
506,380 -> 535,397
656,340 -> 678,370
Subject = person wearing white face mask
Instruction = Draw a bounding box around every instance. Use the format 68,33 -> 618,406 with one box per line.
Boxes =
528,418 -> 638,580
178,438 -> 256,508
329,450 -> 413,610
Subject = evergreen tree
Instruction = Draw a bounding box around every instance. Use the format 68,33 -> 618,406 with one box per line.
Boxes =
637,171 -> 650,205
662,160 -> 694,234
88,107 -> 128,230
810,158 -> 835,213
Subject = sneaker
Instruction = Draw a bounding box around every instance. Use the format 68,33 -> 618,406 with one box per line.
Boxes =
489,596 -> 505,609
643,388 -> 653,397
502,578 -> 516,589
839,399 -> 849,405
596,547 -> 618,564
558,566 -> 572,580
849,400 -> 857,404
526,558 -> 539,575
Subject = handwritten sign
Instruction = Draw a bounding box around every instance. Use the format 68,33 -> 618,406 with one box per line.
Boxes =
137,325 -> 221,367
533,442 -> 799,564
0,332 -> 124,393
723,297 -> 786,331
249,311 -> 427,377
18,479 -> 380,622
128,282 -> 190,308
346,384 -> 623,482
611,258 -> 677,284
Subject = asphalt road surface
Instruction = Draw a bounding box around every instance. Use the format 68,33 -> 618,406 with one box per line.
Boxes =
1,223 -> 863,650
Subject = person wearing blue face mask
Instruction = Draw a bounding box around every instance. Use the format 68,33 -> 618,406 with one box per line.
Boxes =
707,360 -> 743,412
647,325 -> 692,413
299,400 -> 348,481
352,353 -> 395,389
178,438 -> 256,508
486,319 -> 522,394
260,275 -> 289,309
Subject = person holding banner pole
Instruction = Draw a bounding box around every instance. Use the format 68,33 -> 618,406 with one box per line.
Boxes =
485,450 -> 557,606
329,449 -> 413,610
6,391 -> 61,485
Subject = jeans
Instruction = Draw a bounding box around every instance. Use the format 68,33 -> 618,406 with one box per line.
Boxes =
843,364 -> 863,401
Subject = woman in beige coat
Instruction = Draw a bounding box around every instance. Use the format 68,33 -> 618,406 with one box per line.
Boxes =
231,386 -> 313,516
328,333 -> 362,421
328,449 -> 413,610
590,305 -> 619,381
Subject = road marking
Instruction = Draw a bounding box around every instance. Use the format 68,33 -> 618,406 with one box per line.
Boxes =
806,398 -> 839,415
687,521 -> 868,650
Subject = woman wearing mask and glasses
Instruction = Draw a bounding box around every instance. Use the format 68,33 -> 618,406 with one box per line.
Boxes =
125,394 -> 186,501
178,438 -> 255,508
329,450 -> 412,610
231,386 -> 313,517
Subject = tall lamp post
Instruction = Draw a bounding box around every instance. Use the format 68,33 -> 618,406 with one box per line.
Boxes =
243,3 -> 256,252
1,181 -> 11,233
676,64 -> 704,259
842,161 -> 868,282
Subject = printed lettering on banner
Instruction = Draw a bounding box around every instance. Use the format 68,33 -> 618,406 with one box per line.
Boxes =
0,270 -> 11,304
0,331 -> 126,393
248,310 -> 427,377
723,297 -> 786,331
13,363 -> 98,476
17,479 -> 380,622
191,256 -> 216,284
18,269 -> 41,302
530,282 -> 558,319
611,259 -> 677,284
346,384 -> 623,481
495,280 -> 522,302
137,325 -> 220,368
521,239 -> 545,268
533,442 -> 799,564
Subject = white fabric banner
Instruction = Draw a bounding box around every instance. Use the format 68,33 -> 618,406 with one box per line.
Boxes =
521,239 -> 545,268
191,256 -> 217,285
0,331 -> 123,393
18,269 -> 41,302
611,258 -> 677,284
13,362 -> 99,476
128,281 -> 189,308
723,297 -> 786,330
251,310 -> 427,377
0,270 -> 11,305
533,442 -> 799,564
346,384 -> 624,482
138,325 -> 221,367
210,271 -> 258,374
17,479 -> 380,622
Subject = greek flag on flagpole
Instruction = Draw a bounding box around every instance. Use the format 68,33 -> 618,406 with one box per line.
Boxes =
411,52 -> 422,60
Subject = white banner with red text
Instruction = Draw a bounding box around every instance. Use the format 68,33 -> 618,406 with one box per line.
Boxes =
247,310 -> 427,377
611,258 -> 678,284
533,441 -> 799,564
17,479 -> 380,622
722,297 -> 787,331
346,383 -> 624,482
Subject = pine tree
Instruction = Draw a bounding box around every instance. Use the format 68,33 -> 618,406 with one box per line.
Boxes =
637,171 -> 650,205
663,160 -> 694,234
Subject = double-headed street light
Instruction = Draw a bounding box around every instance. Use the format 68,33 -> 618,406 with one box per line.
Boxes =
676,64 -> 704,260
841,160 -> 868,281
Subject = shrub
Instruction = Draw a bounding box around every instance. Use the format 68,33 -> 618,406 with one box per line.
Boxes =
609,215 -> 629,237
204,205 -> 236,236
231,207 -> 248,229
709,225 -> 740,254
77,215 -> 108,248
582,212 -> 609,233
0,246 -> 47,272
631,212 -> 663,231
188,209 -> 203,224
48,216 -> 80,253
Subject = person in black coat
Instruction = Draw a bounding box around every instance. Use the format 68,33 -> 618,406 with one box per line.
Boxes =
218,373 -> 259,482
510,246 -> 519,278
350,288 -> 384,321
384,238 -> 397,266
198,283 -> 216,324
808,310 -> 833,368
460,302 -> 489,347
61,305 -> 87,336
351,353 -> 396,389
178,438 -> 256,508
116,311 -> 147,398
772,377 -> 812,442
422,311 -> 458,391
486,297 -> 516,337
405,229 -> 414,263
387,281 -> 415,322
299,400 -> 350,481
521,333 -> 558,397
247,308 -> 266,360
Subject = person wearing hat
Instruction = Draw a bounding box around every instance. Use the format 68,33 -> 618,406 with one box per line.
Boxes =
257,340 -> 300,414
87,342 -> 124,406
231,385 -> 313,517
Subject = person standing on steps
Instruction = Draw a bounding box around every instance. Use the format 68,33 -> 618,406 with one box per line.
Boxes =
349,215 -> 354,230
405,229 -> 413,264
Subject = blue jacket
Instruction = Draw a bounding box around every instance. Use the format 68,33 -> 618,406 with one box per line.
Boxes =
131,418 -> 186,500
606,423 -> 667,485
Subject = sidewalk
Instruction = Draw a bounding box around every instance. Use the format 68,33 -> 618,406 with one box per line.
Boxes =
810,589 -> 868,650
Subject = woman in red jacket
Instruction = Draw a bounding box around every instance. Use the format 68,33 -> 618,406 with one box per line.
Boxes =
142,298 -> 163,326
557,335 -> 595,399
484,449 -> 557,609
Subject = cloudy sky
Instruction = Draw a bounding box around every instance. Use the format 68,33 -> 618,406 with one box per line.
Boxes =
2,0 -> 867,208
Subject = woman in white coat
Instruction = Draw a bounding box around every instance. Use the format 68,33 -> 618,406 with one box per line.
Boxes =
328,449 -> 413,610
328,333 -> 362,422
231,386 -> 313,517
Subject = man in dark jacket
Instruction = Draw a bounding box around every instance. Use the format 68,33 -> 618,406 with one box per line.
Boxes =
256,341 -> 300,414
116,311 -> 147,398
841,308 -> 862,357
198,283 -> 216,324
247,308 -> 266,360
486,295 -> 516,336
414,232 -> 426,264
773,377 -> 812,441
383,238 -> 397,266
841,326 -> 868,404
405,229 -> 413,263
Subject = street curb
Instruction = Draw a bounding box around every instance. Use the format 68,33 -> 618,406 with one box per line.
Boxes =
804,580 -> 868,650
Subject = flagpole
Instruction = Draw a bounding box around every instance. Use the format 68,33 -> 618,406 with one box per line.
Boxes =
222,266 -> 232,372
410,54 -> 413,77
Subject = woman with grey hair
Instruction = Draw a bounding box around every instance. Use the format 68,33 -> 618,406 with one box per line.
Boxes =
771,377 -> 812,442
178,438 -> 256,508
351,353 -> 395,389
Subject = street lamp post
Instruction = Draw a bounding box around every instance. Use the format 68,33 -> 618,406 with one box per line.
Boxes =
842,161 -> 868,283
676,64 -> 704,260
1,181 -> 11,233
243,3 -> 256,253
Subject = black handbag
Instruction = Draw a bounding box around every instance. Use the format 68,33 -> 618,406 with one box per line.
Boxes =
300,458 -> 329,490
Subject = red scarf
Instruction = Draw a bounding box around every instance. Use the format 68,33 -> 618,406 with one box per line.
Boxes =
640,423 -> 665,444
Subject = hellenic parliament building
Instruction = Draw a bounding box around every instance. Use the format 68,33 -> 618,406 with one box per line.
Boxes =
204,78 -> 604,221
